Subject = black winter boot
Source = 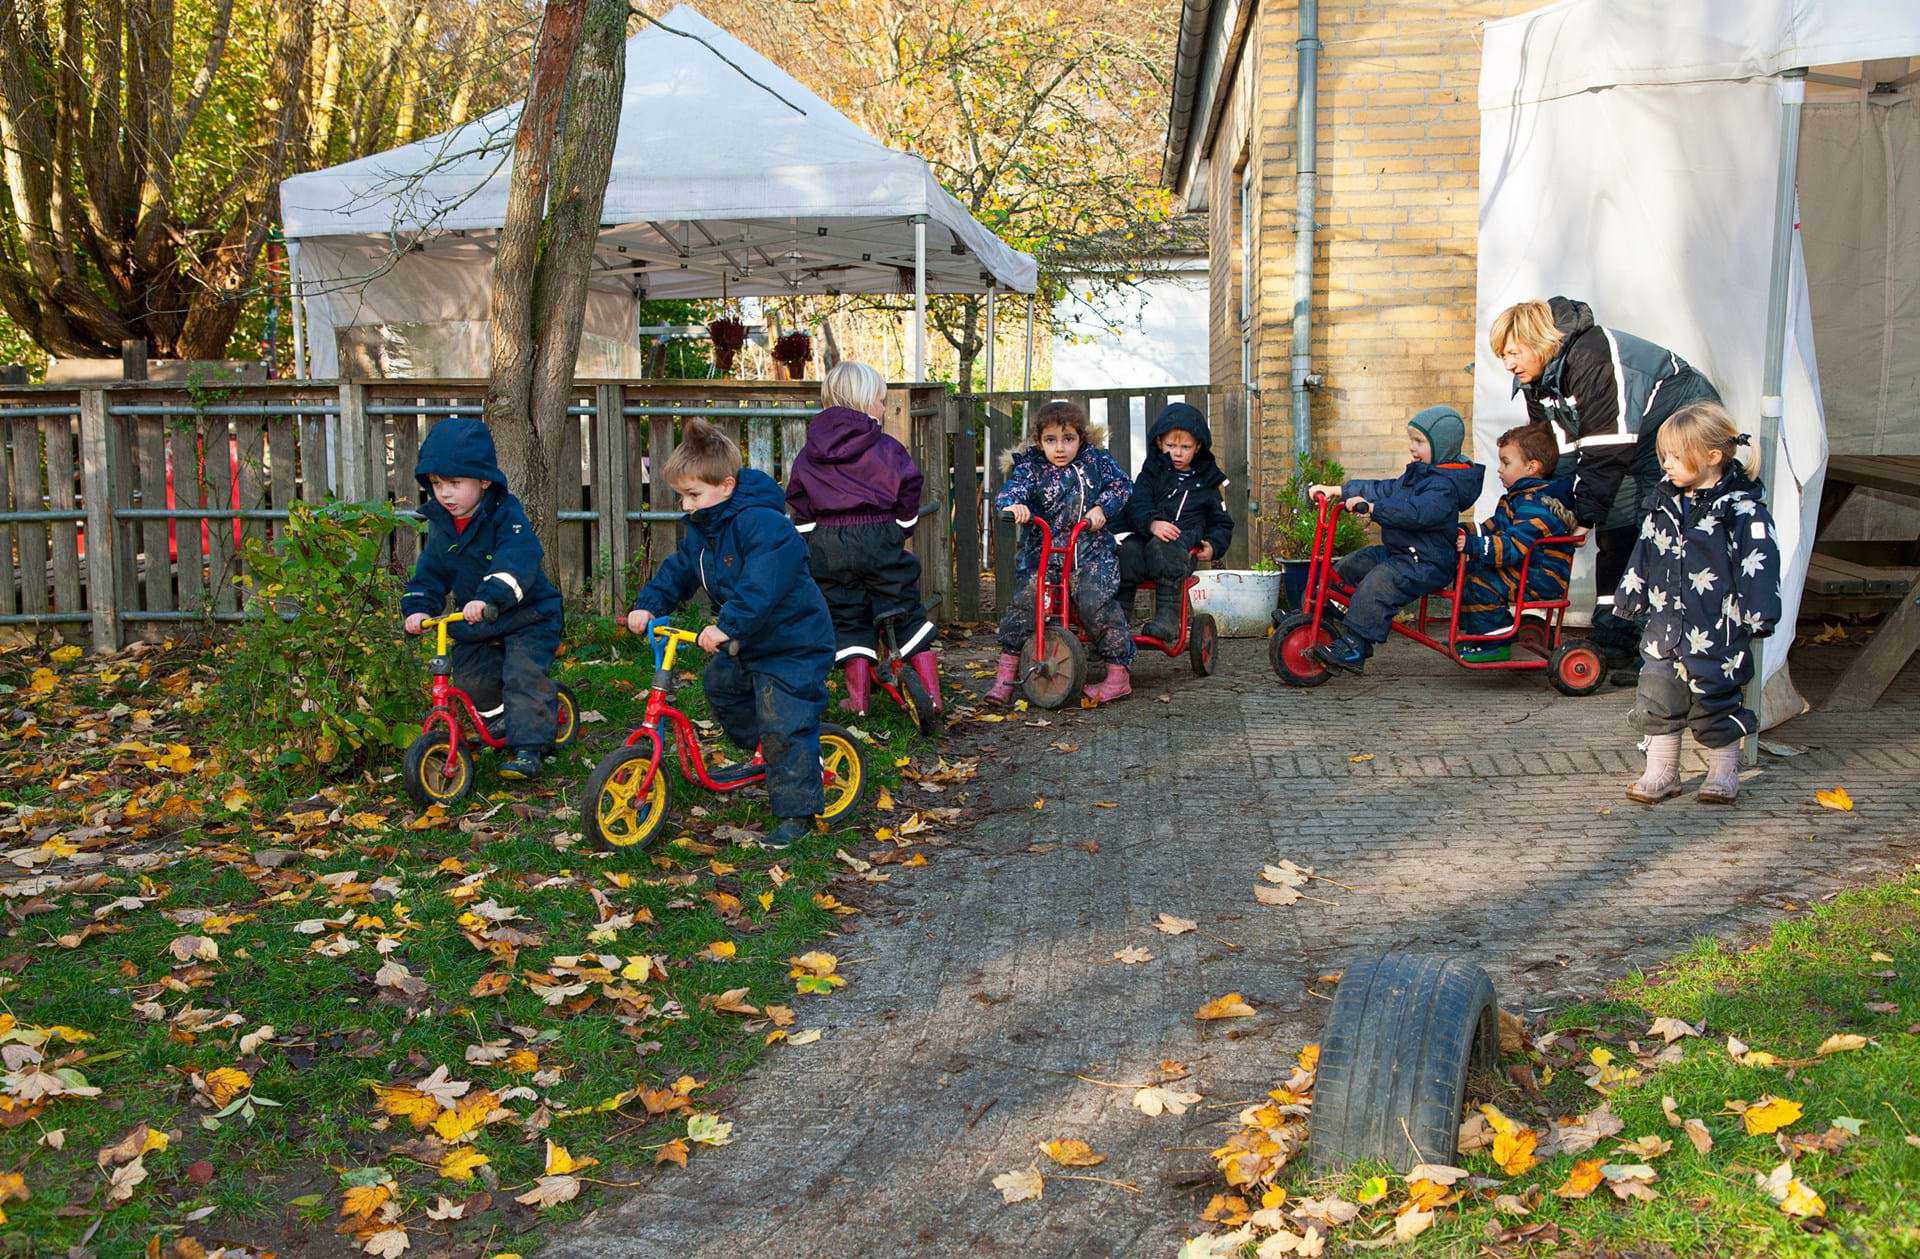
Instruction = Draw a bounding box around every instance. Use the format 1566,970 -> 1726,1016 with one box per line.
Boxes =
1141,579 -> 1183,642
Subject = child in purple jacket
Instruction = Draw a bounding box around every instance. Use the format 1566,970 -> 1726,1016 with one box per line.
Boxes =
785,361 -> 941,719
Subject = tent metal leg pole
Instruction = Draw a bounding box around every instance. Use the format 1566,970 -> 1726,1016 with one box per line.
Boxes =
1023,295 -> 1035,390
289,262 -> 308,381
913,218 -> 927,381
984,290 -> 996,393
1744,66 -> 1807,767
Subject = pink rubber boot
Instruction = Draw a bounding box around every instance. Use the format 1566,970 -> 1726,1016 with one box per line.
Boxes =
842,657 -> 873,715
1082,663 -> 1132,703
907,650 -> 944,713
984,651 -> 1020,704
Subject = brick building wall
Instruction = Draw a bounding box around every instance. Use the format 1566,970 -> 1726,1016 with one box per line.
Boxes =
1197,1 -> 1535,557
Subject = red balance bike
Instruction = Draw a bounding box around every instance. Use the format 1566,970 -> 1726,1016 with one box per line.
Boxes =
1007,511 -> 1218,709
582,625 -> 865,850
1268,494 -> 1604,695
403,606 -> 580,808
867,610 -> 943,737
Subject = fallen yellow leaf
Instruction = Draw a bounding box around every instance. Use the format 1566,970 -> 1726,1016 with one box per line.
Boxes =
1741,1096 -> 1804,1136
342,1182 -> 392,1219
544,1140 -> 598,1176
1554,1159 -> 1605,1199
1482,1104 -> 1539,1175
1039,1138 -> 1105,1167
703,940 -> 737,961
439,1148 -> 490,1181
1814,786 -> 1853,811
199,1067 -> 251,1107
1196,992 -> 1256,1020
1816,1033 -> 1868,1056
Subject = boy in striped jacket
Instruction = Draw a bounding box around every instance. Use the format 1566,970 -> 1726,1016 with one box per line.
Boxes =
1454,422 -> 1579,662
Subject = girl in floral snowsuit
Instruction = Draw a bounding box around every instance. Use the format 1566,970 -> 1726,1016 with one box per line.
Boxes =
984,399 -> 1137,704
1616,401 -> 1781,807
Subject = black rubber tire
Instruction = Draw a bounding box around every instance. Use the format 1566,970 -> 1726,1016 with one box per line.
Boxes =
1549,639 -> 1606,697
402,732 -> 474,810
899,669 -> 944,737
1019,626 -> 1085,709
1268,610 -> 1343,687
1311,951 -> 1500,1174
552,684 -> 580,749
1188,614 -> 1218,677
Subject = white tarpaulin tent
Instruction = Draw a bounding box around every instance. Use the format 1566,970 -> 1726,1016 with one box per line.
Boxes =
279,5 -> 1036,380
1474,0 -> 1920,730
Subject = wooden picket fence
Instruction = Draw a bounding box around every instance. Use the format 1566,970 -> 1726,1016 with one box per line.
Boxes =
0,377 -> 1247,648
0,379 -> 949,651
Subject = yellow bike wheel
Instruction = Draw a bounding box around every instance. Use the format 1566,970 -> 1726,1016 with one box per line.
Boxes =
815,723 -> 865,825
584,744 -> 669,849
552,685 -> 580,749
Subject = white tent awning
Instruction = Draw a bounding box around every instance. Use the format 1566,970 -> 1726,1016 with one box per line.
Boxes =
279,5 -> 1035,376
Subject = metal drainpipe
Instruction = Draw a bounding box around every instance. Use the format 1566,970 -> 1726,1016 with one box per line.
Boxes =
1289,0 -> 1321,462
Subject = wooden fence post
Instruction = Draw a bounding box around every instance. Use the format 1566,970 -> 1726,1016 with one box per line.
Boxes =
594,382 -> 629,615
337,382 -> 368,501
950,394 -> 980,621
77,389 -> 122,652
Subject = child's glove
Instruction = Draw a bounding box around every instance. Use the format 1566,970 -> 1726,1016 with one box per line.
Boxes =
626,608 -> 653,635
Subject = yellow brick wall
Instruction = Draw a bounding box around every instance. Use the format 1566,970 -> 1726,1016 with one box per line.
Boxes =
1202,0 -> 1535,557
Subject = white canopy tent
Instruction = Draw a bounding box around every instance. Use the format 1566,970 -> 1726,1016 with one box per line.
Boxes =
279,5 -> 1036,380
1474,0 -> 1920,730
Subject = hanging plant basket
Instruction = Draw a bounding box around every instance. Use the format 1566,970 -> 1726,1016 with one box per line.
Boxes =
771,330 -> 813,381
708,317 -> 746,376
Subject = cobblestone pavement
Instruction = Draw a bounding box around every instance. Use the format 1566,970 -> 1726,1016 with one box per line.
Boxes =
560,635 -> 1920,1258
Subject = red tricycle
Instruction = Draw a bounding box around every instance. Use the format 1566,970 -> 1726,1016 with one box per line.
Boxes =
581,625 -> 866,849
1006,511 -> 1218,709
402,606 -> 580,807
1267,493 -> 1604,695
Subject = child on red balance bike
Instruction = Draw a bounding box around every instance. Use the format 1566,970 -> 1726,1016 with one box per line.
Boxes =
1308,405 -> 1483,674
985,399 -> 1135,704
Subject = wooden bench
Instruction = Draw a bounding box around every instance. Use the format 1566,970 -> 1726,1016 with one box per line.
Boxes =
1819,455 -> 1920,710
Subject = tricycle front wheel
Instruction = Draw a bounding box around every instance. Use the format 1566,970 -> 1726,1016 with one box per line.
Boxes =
403,732 -> 474,809
1019,626 -> 1086,709
584,744 -> 670,849
1189,613 -> 1219,677
1270,611 -> 1341,687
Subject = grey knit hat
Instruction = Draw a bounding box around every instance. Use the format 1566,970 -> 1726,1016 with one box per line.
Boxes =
1408,405 -> 1466,464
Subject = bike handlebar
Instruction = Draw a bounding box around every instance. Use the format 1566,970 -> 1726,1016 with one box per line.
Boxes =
419,603 -> 499,630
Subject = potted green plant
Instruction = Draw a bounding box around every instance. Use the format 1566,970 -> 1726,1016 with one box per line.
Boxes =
1271,457 -> 1369,613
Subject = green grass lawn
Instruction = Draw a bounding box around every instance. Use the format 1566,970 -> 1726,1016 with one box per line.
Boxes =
1191,869 -> 1920,1258
0,622 -> 944,1257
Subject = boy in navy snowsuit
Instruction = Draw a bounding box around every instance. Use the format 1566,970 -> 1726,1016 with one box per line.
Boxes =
1310,405 -> 1484,674
627,419 -> 835,848
1115,401 -> 1235,641
401,417 -> 565,779
1454,422 -> 1579,661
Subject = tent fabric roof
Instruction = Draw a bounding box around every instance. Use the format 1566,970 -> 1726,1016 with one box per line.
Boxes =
279,5 -> 1036,297
1480,0 -> 1920,107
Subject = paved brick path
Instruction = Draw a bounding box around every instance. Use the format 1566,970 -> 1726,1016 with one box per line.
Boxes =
559,636 -> 1920,1257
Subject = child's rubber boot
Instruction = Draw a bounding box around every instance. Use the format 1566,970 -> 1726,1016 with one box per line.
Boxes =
1696,743 -> 1742,804
1626,733 -> 1683,803
842,657 -> 874,715
764,817 -> 819,849
1459,641 -> 1512,663
709,760 -> 760,785
907,649 -> 944,712
498,747 -> 546,780
984,651 -> 1020,704
1142,579 -> 1183,642
1313,632 -> 1370,674
1082,663 -> 1132,703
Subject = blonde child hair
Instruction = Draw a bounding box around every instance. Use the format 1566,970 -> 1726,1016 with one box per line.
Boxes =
661,418 -> 740,487
1490,300 -> 1565,363
821,361 -> 887,417
1656,401 -> 1751,477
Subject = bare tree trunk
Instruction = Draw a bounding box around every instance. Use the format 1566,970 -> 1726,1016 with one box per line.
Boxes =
309,0 -> 349,160
483,0 -> 587,541
390,2 -> 433,144
523,0 -> 625,545
447,5 -> 493,128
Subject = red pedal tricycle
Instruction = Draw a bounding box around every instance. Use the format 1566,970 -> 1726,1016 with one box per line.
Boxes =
1268,493 -> 1604,695
402,606 -> 580,808
1006,511 -> 1218,709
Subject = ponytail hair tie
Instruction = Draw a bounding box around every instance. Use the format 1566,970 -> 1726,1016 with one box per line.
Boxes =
1734,433 -> 1752,447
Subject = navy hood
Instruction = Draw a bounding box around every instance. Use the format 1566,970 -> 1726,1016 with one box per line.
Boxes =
1147,402 -> 1212,453
689,466 -> 786,532
415,416 -> 508,493
1140,401 -> 1224,489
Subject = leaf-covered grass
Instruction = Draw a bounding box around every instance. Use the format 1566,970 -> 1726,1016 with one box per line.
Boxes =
1357,873 -> 1920,1256
0,619 -> 943,1256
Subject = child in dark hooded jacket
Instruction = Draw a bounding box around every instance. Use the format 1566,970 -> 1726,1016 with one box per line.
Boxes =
985,399 -> 1136,704
785,361 -> 941,721
628,420 -> 835,848
1115,401 -> 1235,641
401,416 -> 565,780
1617,401 -> 1780,807
1309,405 -> 1485,674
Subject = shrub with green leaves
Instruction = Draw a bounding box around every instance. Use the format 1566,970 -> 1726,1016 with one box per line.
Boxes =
215,500 -> 423,773
1272,457 -> 1370,560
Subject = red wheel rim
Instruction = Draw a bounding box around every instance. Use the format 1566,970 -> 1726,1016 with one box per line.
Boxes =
1282,626 -> 1328,677
1559,647 -> 1599,687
